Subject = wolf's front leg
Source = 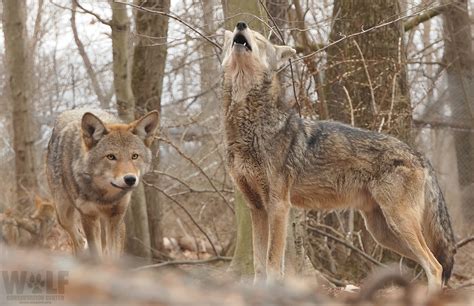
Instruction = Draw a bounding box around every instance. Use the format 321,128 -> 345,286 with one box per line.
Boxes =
105,213 -> 126,259
249,206 -> 269,283
81,215 -> 102,258
233,175 -> 268,282
266,199 -> 290,282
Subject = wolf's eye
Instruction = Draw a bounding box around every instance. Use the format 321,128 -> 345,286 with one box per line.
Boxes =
106,154 -> 116,160
131,153 -> 139,160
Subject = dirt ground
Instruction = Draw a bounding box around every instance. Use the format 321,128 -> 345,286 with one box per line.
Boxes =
0,247 -> 473,306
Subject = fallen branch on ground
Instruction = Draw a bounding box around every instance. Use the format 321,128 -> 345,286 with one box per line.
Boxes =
132,256 -> 232,271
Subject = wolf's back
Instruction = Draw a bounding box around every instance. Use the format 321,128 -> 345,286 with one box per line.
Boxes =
424,161 -> 456,283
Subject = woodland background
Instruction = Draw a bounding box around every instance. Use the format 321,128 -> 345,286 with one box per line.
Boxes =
0,0 -> 474,292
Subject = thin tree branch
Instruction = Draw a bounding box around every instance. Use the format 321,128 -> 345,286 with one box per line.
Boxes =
259,0 -> 300,117
30,0 -> 45,52
70,1 -> 109,108
73,0 -> 112,26
307,225 -> 385,267
352,39 -> 377,116
132,256 -> 232,271
291,4 -> 449,56
114,1 -> 222,52
143,181 -> 219,256
456,236 -> 474,250
158,137 -> 234,213
404,6 -> 444,32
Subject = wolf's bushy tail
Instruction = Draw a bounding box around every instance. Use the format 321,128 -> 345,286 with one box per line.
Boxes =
424,161 -> 456,284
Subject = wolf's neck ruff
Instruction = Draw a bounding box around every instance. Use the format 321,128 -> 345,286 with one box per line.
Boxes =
225,55 -> 265,103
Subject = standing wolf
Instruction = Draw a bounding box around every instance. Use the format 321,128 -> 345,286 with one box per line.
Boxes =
222,22 -> 455,290
46,109 -> 159,258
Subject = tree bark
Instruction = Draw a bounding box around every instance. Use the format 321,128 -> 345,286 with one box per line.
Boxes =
442,0 -> 474,232
3,0 -> 38,210
71,1 -> 111,109
199,0 -> 219,118
132,0 -> 171,259
109,1 -> 151,259
325,0 -> 412,142
111,1 -> 135,122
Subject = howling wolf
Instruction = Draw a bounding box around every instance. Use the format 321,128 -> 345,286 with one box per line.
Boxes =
46,109 -> 159,258
222,22 -> 455,290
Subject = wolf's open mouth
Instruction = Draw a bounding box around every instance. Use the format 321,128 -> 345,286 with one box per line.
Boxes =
233,34 -> 252,51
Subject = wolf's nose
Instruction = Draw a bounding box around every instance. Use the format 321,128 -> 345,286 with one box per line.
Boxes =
124,175 -> 137,186
236,21 -> 247,31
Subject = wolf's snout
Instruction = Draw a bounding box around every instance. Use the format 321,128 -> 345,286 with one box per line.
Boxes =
232,22 -> 252,52
236,21 -> 247,31
124,175 -> 137,186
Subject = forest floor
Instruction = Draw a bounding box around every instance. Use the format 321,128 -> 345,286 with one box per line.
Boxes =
0,220 -> 472,305
1,245 -> 473,306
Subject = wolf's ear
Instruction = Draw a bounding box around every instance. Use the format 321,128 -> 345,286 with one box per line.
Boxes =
82,112 -> 108,149
275,45 -> 296,67
132,111 -> 159,147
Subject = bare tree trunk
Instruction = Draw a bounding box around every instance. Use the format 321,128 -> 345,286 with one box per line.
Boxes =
442,0 -> 474,232
325,0 -> 412,141
71,0 -> 111,109
111,1 -> 135,122
109,1 -> 151,259
132,0 -> 171,259
199,0 -> 218,118
3,0 -> 37,210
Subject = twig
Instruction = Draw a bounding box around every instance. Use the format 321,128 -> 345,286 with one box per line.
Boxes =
73,0 -> 111,26
413,119 -> 473,131
158,137 -> 234,213
259,0 -> 300,117
456,236 -> 474,250
353,39 -> 377,116
342,86 -> 354,126
131,237 -> 172,260
70,1 -> 109,107
143,181 -> 219,256
132,256 -> 232,271
114,1 -> 222,52
404,6 -> 444,32
455,279 -> 474,290
292,4 -> 450,63
307,225 -> 385,267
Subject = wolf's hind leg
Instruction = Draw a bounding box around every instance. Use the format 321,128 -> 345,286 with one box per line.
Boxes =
372,191 -> 442,291
362,206 -> 417,260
